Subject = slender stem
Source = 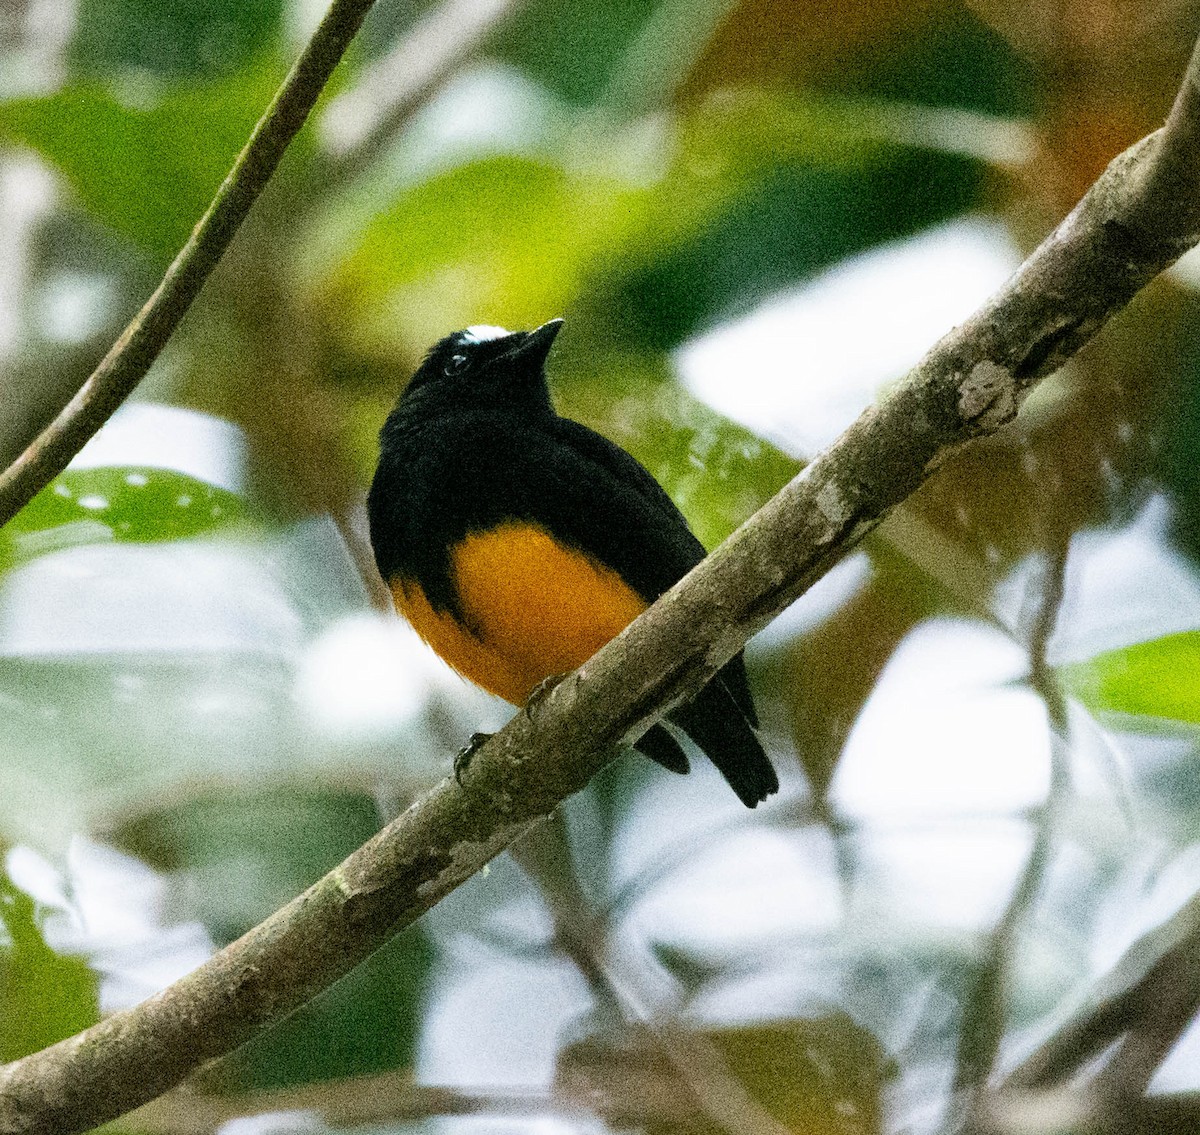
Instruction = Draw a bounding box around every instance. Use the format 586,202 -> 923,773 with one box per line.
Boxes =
319,0 -> 518,182
950,541 -> 1070,1117
0,0 -> 380,529
1001,890 -> 1200,1091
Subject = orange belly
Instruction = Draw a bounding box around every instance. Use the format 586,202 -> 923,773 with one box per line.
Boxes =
390,522 -> 648,704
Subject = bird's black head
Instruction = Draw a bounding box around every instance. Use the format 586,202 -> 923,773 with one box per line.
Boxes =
394,319 -> 564,422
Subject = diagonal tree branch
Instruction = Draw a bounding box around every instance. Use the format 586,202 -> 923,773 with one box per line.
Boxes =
318,0 -> 519,182
4,24 -> 1200,1135
967,890 -> 1200,1132
0,0 -> 382,531
1001,887 -> 1200,1092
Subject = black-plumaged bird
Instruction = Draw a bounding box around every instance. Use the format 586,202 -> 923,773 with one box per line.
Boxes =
367,319 -> 778,807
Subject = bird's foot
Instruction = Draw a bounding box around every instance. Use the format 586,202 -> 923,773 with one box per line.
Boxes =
525,672 -> 568,719
454,732 -> 493,785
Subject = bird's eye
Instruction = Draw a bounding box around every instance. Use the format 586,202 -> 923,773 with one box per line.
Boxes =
443,353 -> 470,377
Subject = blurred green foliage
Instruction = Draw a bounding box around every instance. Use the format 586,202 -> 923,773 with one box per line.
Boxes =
828,3 -> 1035,116
313,86 -> 984,356
2,0 -> 1199,1128
612,149 -> 981,348
1161,342 -> 1200,560
492,0 -> 655,104
556,1015 -> 892,1135
115,788 -> 434,1089
72,0 -> 287,79
117,789 -> 387,937
0,66 -> 284,257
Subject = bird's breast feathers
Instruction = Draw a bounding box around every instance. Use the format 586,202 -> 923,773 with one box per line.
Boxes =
390,521 -> 647,704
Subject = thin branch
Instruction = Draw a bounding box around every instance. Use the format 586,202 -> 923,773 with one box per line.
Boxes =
0,0 -> 382,530
970,1086 -> 1200,1134
512,819 -> 793,1135
951,542 -> 1071,1112
332,497 -> 394,612
1002,888 -> 1200,1090
508,814 -> 625,1005
6,23 -> 1200,1135
1090,950 -> 1200,1100
1135,1092 -> 1200,1133
318,0 -> 519,181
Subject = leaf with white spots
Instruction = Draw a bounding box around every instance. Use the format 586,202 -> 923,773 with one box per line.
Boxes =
0,467 -> 244,571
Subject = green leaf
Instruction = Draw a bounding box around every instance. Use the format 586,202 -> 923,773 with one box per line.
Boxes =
0,874 -> 99,1061
1062,631 -> 1200,724
556,1015 -> 892,1135
1160,354 -> 1200,562
0,467 -> 243,571
610,144 -> 981,349
0,62 -> 285,257
821,3 -> 1036,117
491,0 -> 657,105
570,370 -> 800,551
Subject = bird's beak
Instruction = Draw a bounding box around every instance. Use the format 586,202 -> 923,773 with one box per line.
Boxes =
508,318 -> 564,366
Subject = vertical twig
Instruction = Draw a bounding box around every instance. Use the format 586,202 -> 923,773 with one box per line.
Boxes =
951,539 -> 1071,1122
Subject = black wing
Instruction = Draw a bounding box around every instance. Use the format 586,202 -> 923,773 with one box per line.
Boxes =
541,416 -> 708,602
548,416 -> 758,727
543,416 -> 770,792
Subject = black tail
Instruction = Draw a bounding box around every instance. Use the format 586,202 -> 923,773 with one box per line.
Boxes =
717,651 -> 759,728
670,673 -> 778,808
636,722 -> 690,774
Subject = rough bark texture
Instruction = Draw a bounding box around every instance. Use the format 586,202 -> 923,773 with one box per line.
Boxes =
3,26 -> 1200,1135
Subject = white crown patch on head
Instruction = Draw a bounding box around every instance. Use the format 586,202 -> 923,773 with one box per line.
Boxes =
463,325 -> 510,343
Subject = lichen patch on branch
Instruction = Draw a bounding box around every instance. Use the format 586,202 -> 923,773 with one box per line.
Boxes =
814,479 -> 851,534
958,359 -> 1018,431
704,621 -> 753,672
417,819 -> 535,900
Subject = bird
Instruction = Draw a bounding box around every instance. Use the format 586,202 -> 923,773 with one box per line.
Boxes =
367,319 -> 779,807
